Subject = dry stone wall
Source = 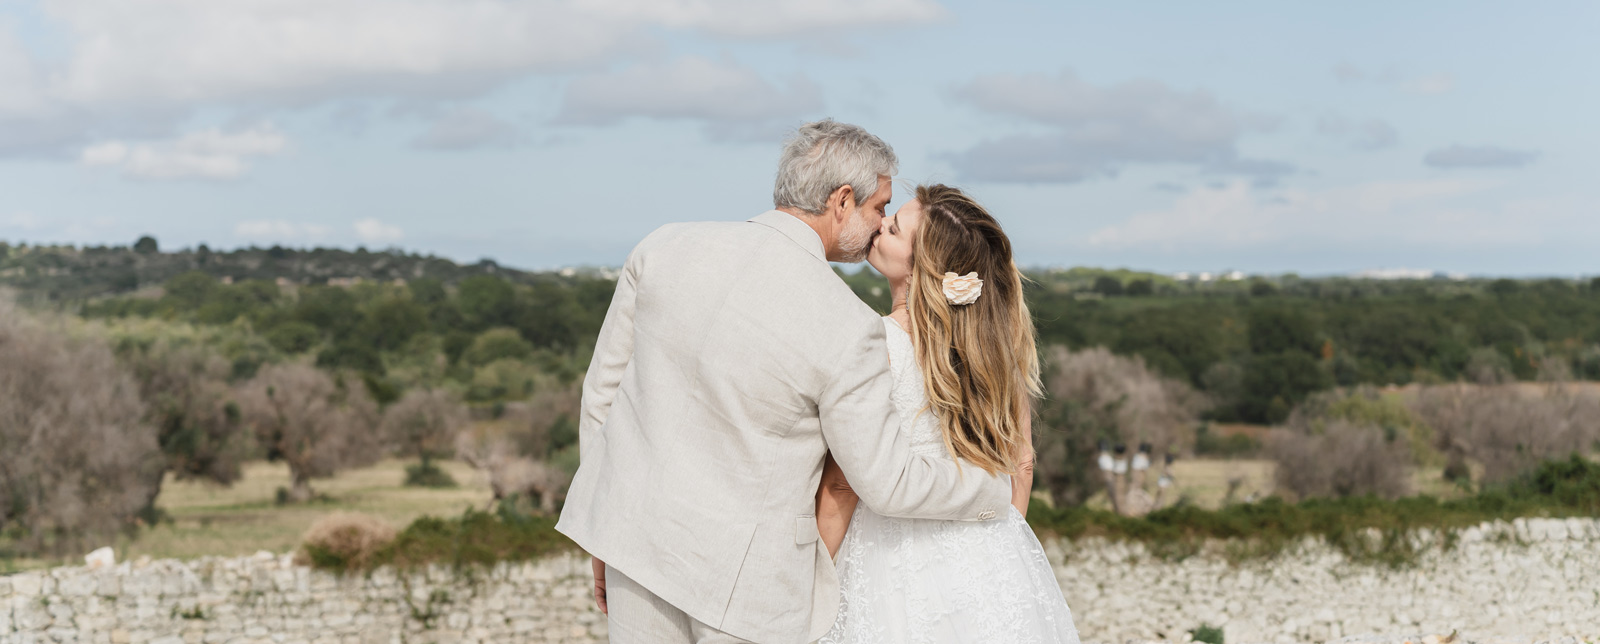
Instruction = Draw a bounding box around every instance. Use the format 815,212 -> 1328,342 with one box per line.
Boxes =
3,518 -> 1597,644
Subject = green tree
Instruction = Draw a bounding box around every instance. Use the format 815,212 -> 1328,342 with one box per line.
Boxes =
360,296 -> 429,351
1239,351 -> 1332,424
134,235 -> 159,254
458,275 -> 518,331
294,286 -> 361,338
1248,307 -> 1319,355
1125,278 -> 1155,297
465,327 -> 535,366
266,321 -> 321,354
163,271 -> 217,311
1092,276 -> 1124,296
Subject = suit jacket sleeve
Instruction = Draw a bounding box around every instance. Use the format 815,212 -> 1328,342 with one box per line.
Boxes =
579,244 -> 642,445
817,315 -> 1011,521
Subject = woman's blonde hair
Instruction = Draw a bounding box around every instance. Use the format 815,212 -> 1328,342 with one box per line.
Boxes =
905,184 -> 1042,476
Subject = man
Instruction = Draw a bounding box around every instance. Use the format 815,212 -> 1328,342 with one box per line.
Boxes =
555,119 -> 1011,644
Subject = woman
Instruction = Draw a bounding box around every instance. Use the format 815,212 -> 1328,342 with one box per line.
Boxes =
816,184 -> 1079,644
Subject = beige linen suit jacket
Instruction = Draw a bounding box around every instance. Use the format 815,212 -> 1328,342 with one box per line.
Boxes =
555,211 -> 1012,644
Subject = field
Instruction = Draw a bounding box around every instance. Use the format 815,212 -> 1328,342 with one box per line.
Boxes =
3,451 -> 1481,574
3,459 -> 493,573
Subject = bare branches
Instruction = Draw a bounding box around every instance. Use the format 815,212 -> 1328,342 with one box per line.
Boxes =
381,388 -> 467,464
1409,383 -> 1600,484
0,303 -> 161,555
236,363 -> 382,502
1034,346 -> 1207,506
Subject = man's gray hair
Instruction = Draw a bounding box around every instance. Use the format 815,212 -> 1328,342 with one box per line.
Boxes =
773,119 -> 898,215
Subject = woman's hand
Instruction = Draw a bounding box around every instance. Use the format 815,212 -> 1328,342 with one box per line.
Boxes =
591,556 -> 608,614
816,452 -> 859,559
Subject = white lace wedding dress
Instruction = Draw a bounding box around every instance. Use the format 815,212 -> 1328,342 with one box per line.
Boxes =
819,317 -> 1080,644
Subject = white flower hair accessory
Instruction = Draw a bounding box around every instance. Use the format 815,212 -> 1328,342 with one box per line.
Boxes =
942,272 -> 983,306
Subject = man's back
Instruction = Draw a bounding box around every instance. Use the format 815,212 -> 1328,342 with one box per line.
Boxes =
557,211 -> 1009,643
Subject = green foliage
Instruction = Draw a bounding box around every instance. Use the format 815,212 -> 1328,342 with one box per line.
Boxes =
134,236 -> 159,255
1191,624 -> 1225,644
1027,455 -> 1600,566
1194,425 -> 1261,457
318,504 -> 575,572
403,462 -> 459,488
1092,275 -> 1124,296
265,321 -> 320,354
464,328 -> 535,366
22,243 -> 1600,420
1247,307 -> 1318,355
1238,351 -> 1330,424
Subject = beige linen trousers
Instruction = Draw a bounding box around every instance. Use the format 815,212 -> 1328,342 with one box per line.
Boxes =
555,211 -> 1011,644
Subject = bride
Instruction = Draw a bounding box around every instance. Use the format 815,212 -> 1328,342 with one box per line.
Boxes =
816,184 -> 1080,644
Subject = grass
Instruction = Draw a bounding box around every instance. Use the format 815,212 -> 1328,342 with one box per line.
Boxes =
2,459 -> 493,573
5,453 -> 1596,574
1028,454 -> 1600,567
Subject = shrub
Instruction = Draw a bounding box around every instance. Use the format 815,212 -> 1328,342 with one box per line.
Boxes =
1191,623 -> 1224,644
403,462 -> 458,488
296,512 -> 397,569
1269,420 -> 1412,500
307,505 -> 575,573
1409,383 -> 1600,483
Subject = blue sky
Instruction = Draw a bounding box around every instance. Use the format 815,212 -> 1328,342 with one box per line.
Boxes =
1,0 -> 1595,276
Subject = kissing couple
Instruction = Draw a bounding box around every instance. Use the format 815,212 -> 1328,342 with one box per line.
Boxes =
556,120 -> 1080,644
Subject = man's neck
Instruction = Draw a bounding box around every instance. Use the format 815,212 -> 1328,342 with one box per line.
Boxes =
776,207 -> 832,255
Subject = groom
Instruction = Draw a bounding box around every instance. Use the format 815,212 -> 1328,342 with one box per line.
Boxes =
555,119 -> 1012,644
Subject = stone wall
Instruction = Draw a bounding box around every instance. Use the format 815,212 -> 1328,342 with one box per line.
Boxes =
3,518 -> 1597,644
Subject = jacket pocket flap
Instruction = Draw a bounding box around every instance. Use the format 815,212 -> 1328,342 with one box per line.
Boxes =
795,516 -> 821,545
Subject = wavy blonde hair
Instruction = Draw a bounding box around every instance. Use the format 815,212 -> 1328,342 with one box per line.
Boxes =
905,184 -> 1042,476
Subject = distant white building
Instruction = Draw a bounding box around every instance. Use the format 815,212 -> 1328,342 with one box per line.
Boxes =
1353,267 -> 1435,280
1223,271 -> 1245,281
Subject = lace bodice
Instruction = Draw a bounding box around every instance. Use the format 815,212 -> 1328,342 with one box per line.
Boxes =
882,317 -> 949,458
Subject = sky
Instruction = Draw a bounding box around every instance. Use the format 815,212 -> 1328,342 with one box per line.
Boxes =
0,0 -> 1595,276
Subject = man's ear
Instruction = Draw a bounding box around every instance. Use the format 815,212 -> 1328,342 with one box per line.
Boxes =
828,185 -> 855,224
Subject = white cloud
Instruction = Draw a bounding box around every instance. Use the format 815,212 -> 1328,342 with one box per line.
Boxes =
1086,179 -> 1526,251
235,219 -> 332,242
573,0 -> 944,37
354,218 -> 404,244
413,108 -> 519,150
557,56 -> 821,139
948,69 -> 1289,184
1,212 -> 43,231
79,125 -> 287,179
1,0 -> 939,154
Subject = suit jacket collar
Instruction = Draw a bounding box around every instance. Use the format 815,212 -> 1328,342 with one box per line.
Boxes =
749,210 -> 828,264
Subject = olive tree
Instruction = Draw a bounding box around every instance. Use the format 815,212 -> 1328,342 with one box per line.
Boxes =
114,336 -> 253,514
1033,346 -> 1207,506
380,388 -> 468,487
0,302 -> 161,554
238,363 -> 381,502
455,382 -> 581,514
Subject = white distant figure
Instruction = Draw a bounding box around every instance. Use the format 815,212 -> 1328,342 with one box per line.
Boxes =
84,547 -> 115,569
